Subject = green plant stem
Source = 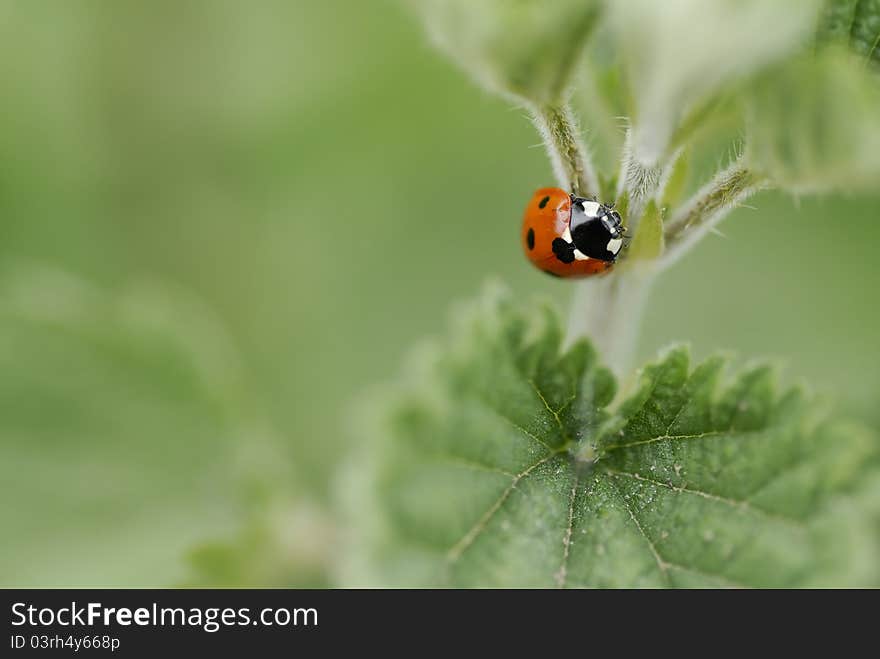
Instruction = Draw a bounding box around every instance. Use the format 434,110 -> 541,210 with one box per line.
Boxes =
534,107 -> 653,377
565,270 -> 654,379
617,128 -> 663,226
565,128 -> 665,377
662,162 -> 767,267
529,102 -> 598,197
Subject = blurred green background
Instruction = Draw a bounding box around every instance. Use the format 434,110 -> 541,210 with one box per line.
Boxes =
1,0 -> 878,586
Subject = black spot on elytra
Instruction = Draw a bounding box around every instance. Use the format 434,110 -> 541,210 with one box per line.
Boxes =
552,238 -> 575,264
526,227 -> 535,250
538,195 -> 550,209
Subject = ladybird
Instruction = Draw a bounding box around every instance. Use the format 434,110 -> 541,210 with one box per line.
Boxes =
521,187 -> 625,278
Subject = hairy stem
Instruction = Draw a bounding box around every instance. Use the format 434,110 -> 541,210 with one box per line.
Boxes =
530,116 -> 658,377
564,127 -> 667,378
530,102 -> 642,375
529,102 -> 598,197
617,128 -> 663,225
565,270 -> 654,379
662,162 -> 767,267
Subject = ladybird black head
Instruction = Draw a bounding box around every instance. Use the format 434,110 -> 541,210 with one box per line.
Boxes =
568,197 -> 624,262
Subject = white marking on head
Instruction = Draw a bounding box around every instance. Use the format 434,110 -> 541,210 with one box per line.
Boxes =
573,248 -> 590,261
580,201 -> 601,217
606,238 -> 623,255
562,226 -> 573,243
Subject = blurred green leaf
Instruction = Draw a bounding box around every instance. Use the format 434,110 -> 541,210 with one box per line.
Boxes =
408,0 -> 601,104
607,0 -> 820,165
660,149 -> 690,211
625,200 -> 664,263
0,265 -> 280,585
3,0 -> 880,590
345,287 -> 880,587
186,500 -> 334,587
745,51 -> 880,192
817,0 -> 880,67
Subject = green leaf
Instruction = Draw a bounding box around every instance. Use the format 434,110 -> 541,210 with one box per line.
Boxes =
607,0 -> 820,165
186,500 -> 334,587
660,148 -> 690,211
597,172 -> 618,207
0,265 -> 279,585
345,287 -> 880,587
624,200 -> 664,263
408,0 -> 602,104
817,0 -> 880,68
745,51 -> 880,192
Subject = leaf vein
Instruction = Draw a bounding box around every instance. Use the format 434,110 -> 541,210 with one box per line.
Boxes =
433,455 -> 516,478
608,476 -> 671,586
555,468 -> 580,588
664,561 -> 748,588
484,402 -> 556,452
604,468 -> 806,530
603,427 -> 767,452
866,27 -> 880,63
446,451 -> 558,564
663,379 -> 698,437
529,378 -> 571,442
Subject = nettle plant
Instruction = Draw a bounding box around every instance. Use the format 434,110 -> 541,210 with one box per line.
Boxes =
342,0 -> 880,587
